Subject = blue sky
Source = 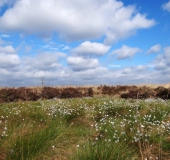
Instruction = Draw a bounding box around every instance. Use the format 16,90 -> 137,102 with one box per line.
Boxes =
0,0 -> 170,87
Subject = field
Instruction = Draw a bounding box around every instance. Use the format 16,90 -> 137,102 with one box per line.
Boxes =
0,96 -> 170,160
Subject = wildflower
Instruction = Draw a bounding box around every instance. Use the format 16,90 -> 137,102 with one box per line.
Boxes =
141,124 -> 144,128
115,139 -> 119,143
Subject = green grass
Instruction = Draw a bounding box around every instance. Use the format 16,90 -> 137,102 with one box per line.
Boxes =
72,140 -> 137,160
0,98 -> 170,159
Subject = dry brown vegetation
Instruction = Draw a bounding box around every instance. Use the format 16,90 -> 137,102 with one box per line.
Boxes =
0,85 -> 170,103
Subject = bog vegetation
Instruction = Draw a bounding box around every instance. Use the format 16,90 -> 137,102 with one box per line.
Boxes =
0,94 -> 170,159
0,85 -> 170,103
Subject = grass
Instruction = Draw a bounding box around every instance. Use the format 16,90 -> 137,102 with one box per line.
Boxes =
0,97 -> 170,159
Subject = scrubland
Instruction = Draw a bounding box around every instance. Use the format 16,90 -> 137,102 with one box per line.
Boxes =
0,96 -> 170,160
0,85 -> 170,103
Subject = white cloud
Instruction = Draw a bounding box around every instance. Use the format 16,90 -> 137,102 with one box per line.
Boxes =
0,0 -> 155,44
111,45 -> 141,60
67,56 -> 99,71
23,52 -> 66,71
0,45 -> 20,68
72,41 -> 110,57
0,51 -> 169,86
108,64 -> 121,68
153,46 -> 170,71
163,46 -> 170,58
0,45 -> 15,54
147,44 -> 161,54
0,53 -> 20,68
162,0 -> 170,12
104,12 -> 155,44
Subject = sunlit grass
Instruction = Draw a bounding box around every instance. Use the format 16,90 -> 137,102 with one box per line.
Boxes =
0,97 -> 170,159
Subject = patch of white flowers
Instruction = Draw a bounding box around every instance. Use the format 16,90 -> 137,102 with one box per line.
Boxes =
0,97 -> 170,159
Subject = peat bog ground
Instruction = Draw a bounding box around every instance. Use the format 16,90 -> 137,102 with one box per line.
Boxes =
0,85 -> 170,159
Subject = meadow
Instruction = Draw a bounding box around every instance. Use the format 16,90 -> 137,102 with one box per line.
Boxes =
0,96 -> 170,160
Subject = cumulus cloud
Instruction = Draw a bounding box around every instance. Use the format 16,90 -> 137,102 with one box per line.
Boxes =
0,45 -> 15,54
72,41 -> 110,57
23,52 -> 66,71
111,45 -> 141,60
162,0 -> 170,12
0,51 -> 168,86
0,0 -> 155,44
0,45 -> 20,68
163,46 -> 170,59
121,66 -> 147,75
153,46 -> 170,71
67,56 -> 99,71
147,44 -> 161,54
0,51 -> 68,86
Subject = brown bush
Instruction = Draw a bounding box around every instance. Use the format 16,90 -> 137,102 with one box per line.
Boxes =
41,87 -> 61,99
138,86 -> 155,99
60,87 -> 83,98
0,87 -> 40,102
101,85 -> 115,95
87,87 -> 93,97
0,85 -> 169,103
155,86 -> 170,99
121,86 -> 152,99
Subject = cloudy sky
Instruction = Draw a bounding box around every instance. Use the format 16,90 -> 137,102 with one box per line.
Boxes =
0,0 -> 170,87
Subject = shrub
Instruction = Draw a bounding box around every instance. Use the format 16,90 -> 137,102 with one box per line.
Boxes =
41,87 -> 61,99
60,87 -> 82,98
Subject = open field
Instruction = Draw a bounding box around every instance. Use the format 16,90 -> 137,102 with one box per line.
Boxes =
0,97 -> 170,160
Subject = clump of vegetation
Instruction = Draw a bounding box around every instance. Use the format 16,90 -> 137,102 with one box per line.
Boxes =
0,97 -> 170,159
0,85 -> 170,103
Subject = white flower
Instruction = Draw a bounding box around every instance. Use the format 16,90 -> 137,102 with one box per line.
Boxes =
141,124 -> 144,128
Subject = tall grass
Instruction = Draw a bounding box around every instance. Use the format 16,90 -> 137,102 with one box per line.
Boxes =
0,98 -> 170,159
72,140 -> 137,160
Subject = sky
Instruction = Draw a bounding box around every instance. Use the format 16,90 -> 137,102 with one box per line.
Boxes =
0,0 -> 170,87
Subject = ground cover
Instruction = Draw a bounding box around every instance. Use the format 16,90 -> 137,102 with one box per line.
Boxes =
0,97 -> 170,159
0,85 -> 170,103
